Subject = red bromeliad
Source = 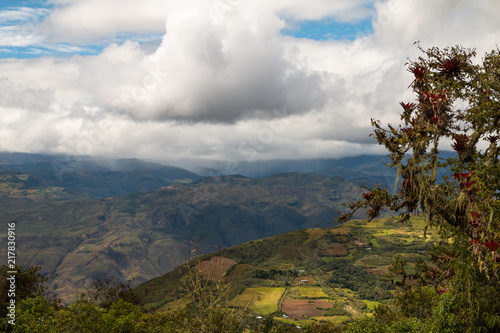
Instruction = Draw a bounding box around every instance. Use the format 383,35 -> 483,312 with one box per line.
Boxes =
470,211 -> 481,219
483,240 -> 500,253
409,66 -> 425,81
438,287 -> 449,294
451,172 -> 471,181
400,102 -> 416,121
452,134 -> 469,155
438,56 -> 465,78
487,135 -> 499,144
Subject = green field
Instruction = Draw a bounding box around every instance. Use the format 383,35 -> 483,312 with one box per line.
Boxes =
361,299 -> 380,311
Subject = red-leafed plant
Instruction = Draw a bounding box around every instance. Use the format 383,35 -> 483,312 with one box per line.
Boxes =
338,45 -> 500,331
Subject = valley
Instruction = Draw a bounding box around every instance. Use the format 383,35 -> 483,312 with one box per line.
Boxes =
0,153 -> 394,301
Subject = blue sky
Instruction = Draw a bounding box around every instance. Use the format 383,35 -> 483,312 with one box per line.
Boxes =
1,0 -> 48,8
281,18 -> 373,41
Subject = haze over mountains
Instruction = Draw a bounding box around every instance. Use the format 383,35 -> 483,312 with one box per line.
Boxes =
0,152 -> 400,300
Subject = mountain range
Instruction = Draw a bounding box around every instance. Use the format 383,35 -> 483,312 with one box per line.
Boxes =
0,152 -> 397,301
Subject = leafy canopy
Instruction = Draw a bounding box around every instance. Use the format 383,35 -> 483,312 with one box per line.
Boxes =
340,44 -> 500,331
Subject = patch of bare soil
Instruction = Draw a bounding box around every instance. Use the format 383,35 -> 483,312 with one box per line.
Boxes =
195,256 -> 237,281
352,239 -> 366,246
321,243 -> 347,256
329,227 -> 349,234
364,265 -> 389,276
282,299 -> 333,320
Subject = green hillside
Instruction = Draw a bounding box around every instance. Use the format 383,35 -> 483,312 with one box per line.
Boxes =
135,216 -> 437,327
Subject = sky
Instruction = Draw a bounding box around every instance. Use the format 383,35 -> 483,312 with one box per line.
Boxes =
0,0 -> 499,167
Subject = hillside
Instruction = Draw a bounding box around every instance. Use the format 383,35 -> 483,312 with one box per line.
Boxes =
135,216 -> 437,327
0,172 -> 362,301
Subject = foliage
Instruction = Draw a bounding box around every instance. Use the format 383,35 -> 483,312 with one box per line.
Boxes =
384,255 -> 440,319
340,44 -> 500,331
346,316 -> 429,333
0,265 -> 46,303
0,265 -> 48,332
86,276 -> 141,309
323,301 -> 349,316
305,321 -> 344,332
327,259 -> 393,300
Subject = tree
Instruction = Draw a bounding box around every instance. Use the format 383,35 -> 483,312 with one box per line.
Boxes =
0,265 -> 47,332
86,277 -> 141,309
339,44 -> 500,331
0,265 -> 46,303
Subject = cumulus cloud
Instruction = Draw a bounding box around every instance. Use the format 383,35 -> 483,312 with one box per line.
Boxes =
41,0 -> 169,42
0,0 -> 499,163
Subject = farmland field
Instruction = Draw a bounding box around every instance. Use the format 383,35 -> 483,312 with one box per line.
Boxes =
288,286 -> 329,299
282,299 -> 333,319
231,287 -> 284,314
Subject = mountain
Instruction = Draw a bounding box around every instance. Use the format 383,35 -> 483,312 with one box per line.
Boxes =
1,172 -> 362,301
0,157 -> 203,199
186,152 -> 456,187
134,216 -> 437,327
186,155 -> 392,179
0,152 -> 70,165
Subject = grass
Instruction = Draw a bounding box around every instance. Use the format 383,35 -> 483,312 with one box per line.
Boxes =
158,295 -> 190,311
361,300 -> 380,311
276,315 -> 350,326
314,315 -> 351,324
337,288 -> 356,298
231,287 -> 285,314
305,229 -> 327,243
322,257 -> 334,263
290,286 -> 329,299
275,317 -> 314,326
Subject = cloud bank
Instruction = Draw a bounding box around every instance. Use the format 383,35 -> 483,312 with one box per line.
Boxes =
0,0 -> 499,164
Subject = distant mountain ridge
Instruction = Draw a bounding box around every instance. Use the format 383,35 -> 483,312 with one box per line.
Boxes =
188,155 -> 392,178
0,155 -> 203,199
1,171 -> 362,301
1,151 -> 454,303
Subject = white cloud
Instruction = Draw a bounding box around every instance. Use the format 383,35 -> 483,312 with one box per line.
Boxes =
0,7 -> 48,24
0,0 -> 499,163
41,0 -> 169,42
0,7 -> 49,47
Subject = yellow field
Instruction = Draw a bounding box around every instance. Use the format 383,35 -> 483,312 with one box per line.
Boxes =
231,287 -> 285,314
